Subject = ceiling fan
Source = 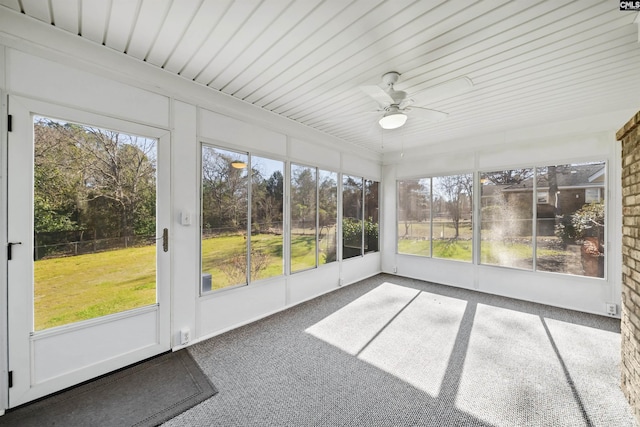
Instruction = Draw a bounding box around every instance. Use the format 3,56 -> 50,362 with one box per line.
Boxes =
361,71 -> 473,130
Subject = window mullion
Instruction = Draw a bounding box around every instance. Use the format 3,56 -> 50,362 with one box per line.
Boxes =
361,178 -> 365,257
532,166 -> 538,272
315,167 -> 319,267
246,155 -> 252,285
429,178 -> 433,258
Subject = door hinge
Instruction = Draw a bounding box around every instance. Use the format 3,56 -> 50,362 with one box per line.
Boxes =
8,371 -> 13,388
7,114 -> 12,132
162,228 -> 168,252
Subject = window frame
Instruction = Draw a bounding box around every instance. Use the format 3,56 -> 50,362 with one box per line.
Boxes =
396,159 -> 608,281
200,143 -> 287,295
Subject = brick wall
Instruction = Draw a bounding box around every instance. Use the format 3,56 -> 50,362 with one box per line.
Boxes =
618,111 -> 640,423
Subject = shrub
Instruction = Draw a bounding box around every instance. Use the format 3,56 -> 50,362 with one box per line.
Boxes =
555,202 -> 604,244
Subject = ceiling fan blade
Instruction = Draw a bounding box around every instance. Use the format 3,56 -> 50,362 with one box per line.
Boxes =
360,85 -> 394,106
411,76 -> 473,104
405,107 -> 448,122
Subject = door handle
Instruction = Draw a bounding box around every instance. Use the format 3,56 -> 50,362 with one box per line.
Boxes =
7,241 -> 22,261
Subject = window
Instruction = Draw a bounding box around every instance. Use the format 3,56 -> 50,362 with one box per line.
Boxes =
479,162 -> 605,278
397,179 -> 431,256
480,169 -> 534,270
342,175 -> 379,259
536,162 -> 605,278
201,147 -> 249,291
201,146 -> 285,292
432,174 -> 473,261
342,175 -> 363,259
289,165 -> 338,272
585,188 -> 601,203
291,164 -> 317,272
251,156 -> 284,281
396,173 -> 472,262
319,170 -> 338,264
364,180 -> 379,253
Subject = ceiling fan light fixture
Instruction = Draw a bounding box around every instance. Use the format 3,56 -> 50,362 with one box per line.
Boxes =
379,111 -> 407,129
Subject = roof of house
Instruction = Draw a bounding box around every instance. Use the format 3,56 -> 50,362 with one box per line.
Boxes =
502,163 -> 606,191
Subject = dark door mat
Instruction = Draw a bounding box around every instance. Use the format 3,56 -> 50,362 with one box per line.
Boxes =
0,349 -> 217,427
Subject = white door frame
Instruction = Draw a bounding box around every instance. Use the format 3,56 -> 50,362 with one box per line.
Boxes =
6,95 -> 171,407
1,92 -> 9,414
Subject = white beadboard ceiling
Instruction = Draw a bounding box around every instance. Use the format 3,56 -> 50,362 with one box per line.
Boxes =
1,0 -> 639,153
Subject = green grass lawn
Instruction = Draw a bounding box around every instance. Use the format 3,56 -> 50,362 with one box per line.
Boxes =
34,245 -> 156,331
35,232 -> 568,331
36,232 -> 330,330
398,239 -> 472,261
201,233 -> 285,290
202,233 -> 334,290
291,235 -> 316,272
398,237 -> 566,267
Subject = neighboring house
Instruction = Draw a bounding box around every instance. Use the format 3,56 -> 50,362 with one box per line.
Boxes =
484,164 -> 605,236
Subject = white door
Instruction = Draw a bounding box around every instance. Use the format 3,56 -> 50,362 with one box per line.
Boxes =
6,96 -> 171,407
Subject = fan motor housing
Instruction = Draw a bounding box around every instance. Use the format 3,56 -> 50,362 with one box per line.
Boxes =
381,71 -> 401,86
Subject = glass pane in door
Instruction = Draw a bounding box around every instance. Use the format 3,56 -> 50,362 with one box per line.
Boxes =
33,116 -> 158,331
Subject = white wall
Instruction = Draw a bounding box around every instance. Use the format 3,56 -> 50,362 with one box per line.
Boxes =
381,128 -> 623,317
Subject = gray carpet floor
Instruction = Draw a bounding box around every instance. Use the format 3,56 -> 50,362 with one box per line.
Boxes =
164,274 -> 637,426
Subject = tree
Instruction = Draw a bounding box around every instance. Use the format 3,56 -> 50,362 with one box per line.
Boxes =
318,173 -> 337,229
63,124 -> 157,238
483,169 -> 533,185
201,149 -> 248,233
397,179 -> 429,238
33,118 -> 80,233
291,166 -> 316,233
34,118 -> 158,242
251,167 -> 284,232
434,174 -> 472,239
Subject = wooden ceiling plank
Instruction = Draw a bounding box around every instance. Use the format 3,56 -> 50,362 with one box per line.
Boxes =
126,0 -> 172,60
21,0 -> 50,23
0,1 -> 21,12
418,81 -> 637,143
245,0 -> 465,107
231,0 -> 369,101
215,0 -> 323,96
443,59 -> 640,118
403,70 -> 639,138
80,0 -> 110,44
197,0 -> 292,88
469,18 -> 635,84
261,0 -> 446,112
290,5 -> 625,125
160,0 -> 231,72
251,0 -> 428,108
319,0 -> 606,119
50,0 -> 78,34
269,0 -> 533,116
104,0 -> 141,52
181,0 -> 262,82
283,0 -> 591,120
457,67 -> 639,124
398,1 -> 617,94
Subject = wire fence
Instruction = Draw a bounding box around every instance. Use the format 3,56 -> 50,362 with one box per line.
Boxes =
34,234 -> 156,261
